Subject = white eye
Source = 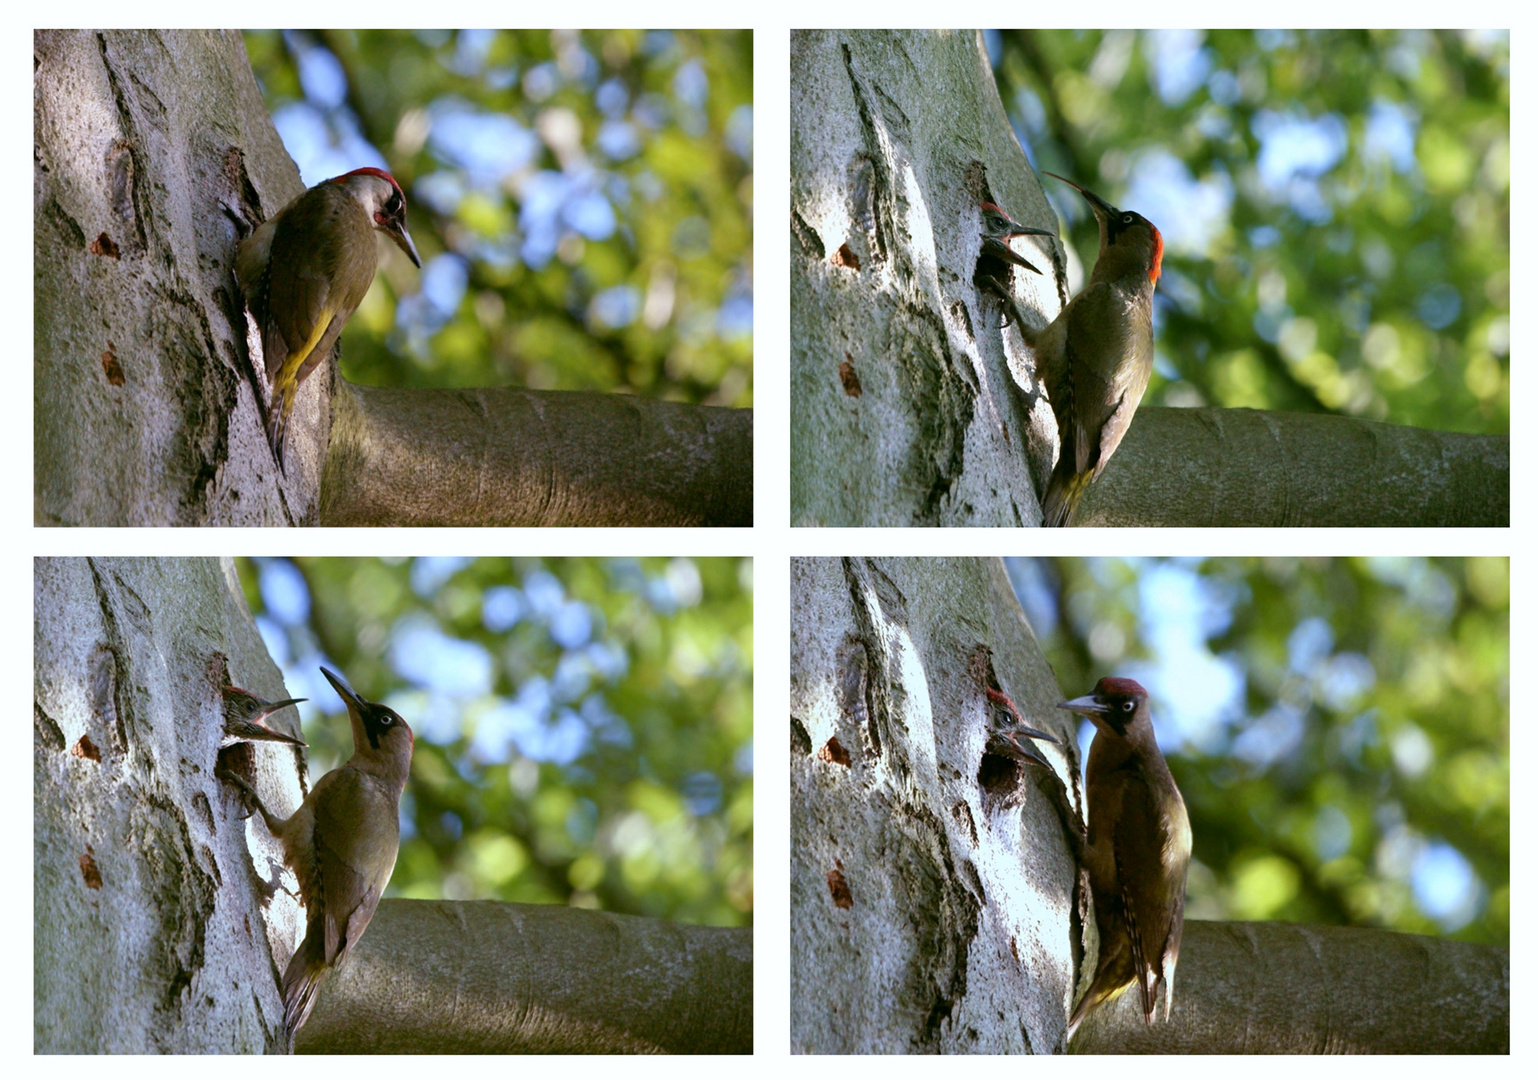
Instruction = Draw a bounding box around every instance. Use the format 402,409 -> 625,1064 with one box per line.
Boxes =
1121,700 -> 1134,712
1122,214 -> 1134,224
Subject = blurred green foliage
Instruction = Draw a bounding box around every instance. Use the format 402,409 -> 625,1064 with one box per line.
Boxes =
992,30 -> 1507,434
242,30 -> 753,407
1008,557 -> 1507,944
237,557 -> 753,928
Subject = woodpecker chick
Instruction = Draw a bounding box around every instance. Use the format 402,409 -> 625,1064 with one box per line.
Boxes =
1059,677 -> 1190,1040
1019,174 -> 1163,526
984,685 -> 1061,768
975,202 -> 1056,331
980,202 -> 1053,276
222,684 -> 308,747
235,168 -> 421,471
219,666 -> 414,1047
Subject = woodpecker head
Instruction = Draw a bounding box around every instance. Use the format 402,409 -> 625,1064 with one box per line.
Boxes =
321,666 -> 414,785
1043,173 -> 1162,287
223,684 -> 307,726
1057,676 -> 1151,738
979,201 -> 1055,277
980,202 -> 1054,243
330,168 -> 422,268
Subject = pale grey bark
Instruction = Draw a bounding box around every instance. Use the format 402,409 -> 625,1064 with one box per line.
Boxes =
299,900 -> 751,1053
790,556 -> 1510,1054
790,557 -> 1081,1052
35,557 -> 754,1053
35,557 -> 305,1052
791,30 -> 1063,526
789,29 -> 1510,527
34,29 -> 751,527
34,29 -> 308,525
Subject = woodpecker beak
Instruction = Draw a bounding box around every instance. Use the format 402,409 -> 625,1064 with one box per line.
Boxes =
1043,172 -> 1120,221
321,667 -> 367,712
989,723 -> 1061,768
999,214 -> 1056,241
251,697 -> 307,721
1057,692 -> 1110,718
388,223 -> 422,268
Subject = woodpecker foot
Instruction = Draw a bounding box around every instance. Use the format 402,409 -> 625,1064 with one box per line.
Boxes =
216,767 -> 263,820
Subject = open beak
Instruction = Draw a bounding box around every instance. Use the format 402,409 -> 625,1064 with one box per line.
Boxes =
989,723 -> 1060,768
250,696 -> 307,722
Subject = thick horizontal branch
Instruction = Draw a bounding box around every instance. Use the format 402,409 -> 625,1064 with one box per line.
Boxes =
321,383 -> 753,526
297,899 -> 752,1054
1070,921 -> 1508,1053
1076,407 -> 1508,527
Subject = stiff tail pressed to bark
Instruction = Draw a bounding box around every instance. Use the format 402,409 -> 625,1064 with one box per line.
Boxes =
1042,465 -> 1093,527
280,918 -> 330,1046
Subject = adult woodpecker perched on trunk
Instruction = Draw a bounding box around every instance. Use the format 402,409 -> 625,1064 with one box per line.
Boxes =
235,168 -> 421,470
221,684 -> 307,747
1058,677 -> 1190,1040
1018,174 -> 1163,527
218,667 -> 414,1047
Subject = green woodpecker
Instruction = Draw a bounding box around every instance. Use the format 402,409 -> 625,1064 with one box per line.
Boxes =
235,168 -> 421,470
975,201 -> 1055,330
984,685 -> 1061,768
1058,677 -> 1190,1039
221,684 -> 308,747
1020,174 -> 1162,527
219,667 -> 414,1045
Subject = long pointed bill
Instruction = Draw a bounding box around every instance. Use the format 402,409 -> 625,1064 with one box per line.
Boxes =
1057,693 -> 1109,718
1042,172 -> 1121,220
389,224 -> 422,268
321,666 -> 367,712
250,697 -> 307,723
989,727 -> 1057,768
241,724 -> 308,747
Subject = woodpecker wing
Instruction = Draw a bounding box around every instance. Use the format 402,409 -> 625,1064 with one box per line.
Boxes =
265,184 -> 380,389
309,764 -> 402,965
1061,280 -> 1155,479
1104,757 -> 1189,1025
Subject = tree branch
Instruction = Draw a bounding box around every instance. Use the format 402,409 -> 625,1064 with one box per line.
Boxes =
1070,920 -> 1508,1053
297,899 -> 752,1054
1075,406 -> 1508,526
320,381 -> 753,526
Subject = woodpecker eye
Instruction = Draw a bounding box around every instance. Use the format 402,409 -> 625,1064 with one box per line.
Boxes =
1121,700 -> 1134,712
1122,213 -> 1134,224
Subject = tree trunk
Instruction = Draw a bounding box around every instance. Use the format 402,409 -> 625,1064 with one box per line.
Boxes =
35,557 -> 306,1051
790,556 -> 1510,1053
790,557 -> 1082,1052
788,29 -> 1508,526
33,30 -> 751,527
34,557 -> 752,1053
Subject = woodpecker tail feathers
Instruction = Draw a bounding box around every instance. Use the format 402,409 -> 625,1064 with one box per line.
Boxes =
266,385 -> 296,472
1042,466 -> 1092,527
280,922 -> 330,1048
